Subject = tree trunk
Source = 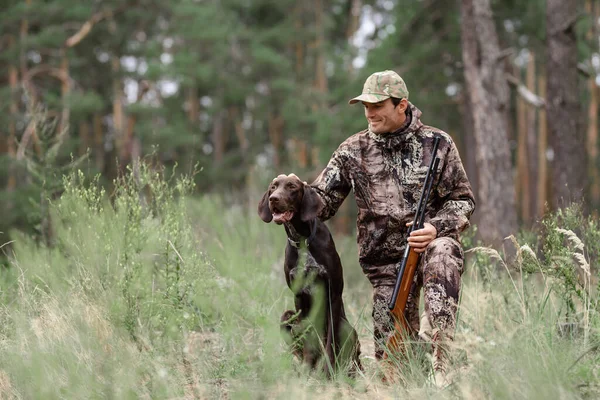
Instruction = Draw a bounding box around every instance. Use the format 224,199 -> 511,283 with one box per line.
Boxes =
460,92 -> 479,206
121,81 -> 149,165
311,146 -> 320,169
187,84 -> 199,125
79,120 -> 91,156
460,0 -> 517,245
525,54 -> 538,221
588,70 -> 599,212
586,0 -> 599,212
229,106 -> 249,156
112,55 -> 124,167
314,0 -> 328,96
212,109 -> 226,164
58,49 -> 70,138
287,138 -> 309,169
537,74 -> 549,217
294,3 -> 304,78
516,71 -> 530,223
346,0 -> 361,40
546,0 -> 586,208
297,140 -> 308,168
268,111 -> 284,168
18,0 -> 42,160
515,54 -> 538,225
93,113 -> 105,171
20,0 -> 32,79
8,36 -> 18,192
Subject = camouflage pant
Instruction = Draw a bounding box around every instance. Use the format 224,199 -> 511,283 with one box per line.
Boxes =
361,237 -> 464,360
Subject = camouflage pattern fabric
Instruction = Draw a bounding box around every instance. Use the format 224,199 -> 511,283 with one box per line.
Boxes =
311,102 -> 475,358
349,70 -> 410,104
312,103 -> 475,266
366,237 -> 464,359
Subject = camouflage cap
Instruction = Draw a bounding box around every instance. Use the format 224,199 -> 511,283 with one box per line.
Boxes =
349,70 -> 409,105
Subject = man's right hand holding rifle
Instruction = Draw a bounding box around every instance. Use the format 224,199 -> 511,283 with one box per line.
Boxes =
296,70 -> 474,387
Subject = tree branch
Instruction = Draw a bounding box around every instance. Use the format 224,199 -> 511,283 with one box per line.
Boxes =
65,5 -> 128,48
505,73 -> 546,108
23,65 -> 68,82
496,48 -> 515,62
549,11 -> 583,36
577,62 -> 592,78
16,119 -> 37,160
65,11 -> 111,48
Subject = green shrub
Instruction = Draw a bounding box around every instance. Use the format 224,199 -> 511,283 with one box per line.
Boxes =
0,165 -> 221,398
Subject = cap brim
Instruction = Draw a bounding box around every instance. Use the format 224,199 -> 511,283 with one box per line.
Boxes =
348,93 -> 390,105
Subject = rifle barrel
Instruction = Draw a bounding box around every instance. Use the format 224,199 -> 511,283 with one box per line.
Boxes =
388,136 -> 441,311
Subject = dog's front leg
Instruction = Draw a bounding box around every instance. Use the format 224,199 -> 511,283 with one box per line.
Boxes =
323,283 -> 344,377
283,243 -> 299,289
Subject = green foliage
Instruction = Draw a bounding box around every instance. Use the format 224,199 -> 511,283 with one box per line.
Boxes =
0,166 -> 223,397
467,203 -> 599,326
463,203 -> 600,320
2,170 -> 600,397
539,204 -> 599,316
58,165 -> 217,338
67,92 -> 105,116
460,215 -> 600,398
0,103 -> 85,247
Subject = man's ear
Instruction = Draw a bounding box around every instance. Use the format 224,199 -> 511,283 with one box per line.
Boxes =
300,184 -> 322,222
398,98 -> 409,113
257,189 -> 273,223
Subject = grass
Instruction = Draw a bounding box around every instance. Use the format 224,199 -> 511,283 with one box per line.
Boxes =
0,168 -> 599,399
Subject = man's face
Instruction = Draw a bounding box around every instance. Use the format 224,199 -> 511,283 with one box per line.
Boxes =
362,98 -> 407,134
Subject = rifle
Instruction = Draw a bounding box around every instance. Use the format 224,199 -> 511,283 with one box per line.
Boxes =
385,136 -> 440,358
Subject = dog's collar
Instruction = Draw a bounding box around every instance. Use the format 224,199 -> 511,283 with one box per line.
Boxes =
284,218 -> 318,249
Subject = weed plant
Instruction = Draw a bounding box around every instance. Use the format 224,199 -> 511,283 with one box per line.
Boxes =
0,169 -> 599,399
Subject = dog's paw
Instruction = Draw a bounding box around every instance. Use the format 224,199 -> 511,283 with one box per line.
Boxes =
280,309 -> 299,328
280,309 -> 304,359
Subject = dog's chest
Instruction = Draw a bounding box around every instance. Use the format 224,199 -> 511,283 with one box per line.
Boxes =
289,248 -> 328,288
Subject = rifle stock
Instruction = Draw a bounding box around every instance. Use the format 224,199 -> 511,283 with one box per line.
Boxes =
385,247 -> 420,356
384,136 -> 440,360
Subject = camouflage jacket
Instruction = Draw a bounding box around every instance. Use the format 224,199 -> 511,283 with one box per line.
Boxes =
311,103 -> 475,266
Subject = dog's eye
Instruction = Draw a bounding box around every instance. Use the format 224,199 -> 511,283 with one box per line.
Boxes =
286,183 -> 296,189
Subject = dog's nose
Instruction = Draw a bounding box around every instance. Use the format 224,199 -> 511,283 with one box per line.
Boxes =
269,194 -> 280,203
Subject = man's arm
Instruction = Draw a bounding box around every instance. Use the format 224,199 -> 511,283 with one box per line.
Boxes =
428,139 -> 476,240
310,149 -> 352,221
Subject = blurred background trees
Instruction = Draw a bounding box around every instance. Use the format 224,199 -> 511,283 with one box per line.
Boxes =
0,0 -> 598,246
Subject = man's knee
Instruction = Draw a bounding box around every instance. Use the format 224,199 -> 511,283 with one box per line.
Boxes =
423,237 -> 464,275
425,237 -> 463,258
421,237 -> 463,304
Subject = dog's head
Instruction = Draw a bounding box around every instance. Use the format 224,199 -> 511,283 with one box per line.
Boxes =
258,174 -> 322,224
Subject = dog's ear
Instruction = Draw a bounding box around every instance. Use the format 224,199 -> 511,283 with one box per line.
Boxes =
300,184 -> 322,222
258,189 -> 273,223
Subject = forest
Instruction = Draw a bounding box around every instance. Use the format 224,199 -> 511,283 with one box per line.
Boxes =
1,0 -> 599,398
1,0 -> 598,244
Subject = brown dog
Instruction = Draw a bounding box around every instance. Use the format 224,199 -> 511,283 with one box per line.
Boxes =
258,174 -> 361,377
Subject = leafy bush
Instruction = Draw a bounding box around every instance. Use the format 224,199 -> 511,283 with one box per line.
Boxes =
539,204 -> 599,316
0,165 -> 222,398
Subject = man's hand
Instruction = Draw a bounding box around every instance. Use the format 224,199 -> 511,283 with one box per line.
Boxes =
407,222 -> 437,253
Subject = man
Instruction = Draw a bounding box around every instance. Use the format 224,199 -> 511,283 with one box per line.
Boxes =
310,70 -> 475,385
